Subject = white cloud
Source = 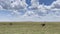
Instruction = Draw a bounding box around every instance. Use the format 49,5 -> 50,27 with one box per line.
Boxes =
0,5 -> 3,9
0,0 -> 60,22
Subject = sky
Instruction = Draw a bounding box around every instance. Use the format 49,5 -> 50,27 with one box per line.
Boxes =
0,0 -> 60,22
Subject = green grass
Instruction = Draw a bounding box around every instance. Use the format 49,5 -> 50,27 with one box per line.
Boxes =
0,22 -> 60,34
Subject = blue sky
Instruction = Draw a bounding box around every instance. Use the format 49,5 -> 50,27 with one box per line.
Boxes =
26,0 -> 56,6
0,0 -> 60,22
39,0 -> 56,5
26,0 -> 31,6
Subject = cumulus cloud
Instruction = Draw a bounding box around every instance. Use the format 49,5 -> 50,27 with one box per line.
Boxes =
0,0 -> 60,21
0,5 -> 3,9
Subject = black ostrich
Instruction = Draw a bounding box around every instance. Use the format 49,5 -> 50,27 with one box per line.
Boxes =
41,23 -> 45,27
9,23 -> 13,25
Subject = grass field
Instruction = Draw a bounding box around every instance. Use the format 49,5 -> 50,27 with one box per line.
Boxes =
0,22 -> 60,34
